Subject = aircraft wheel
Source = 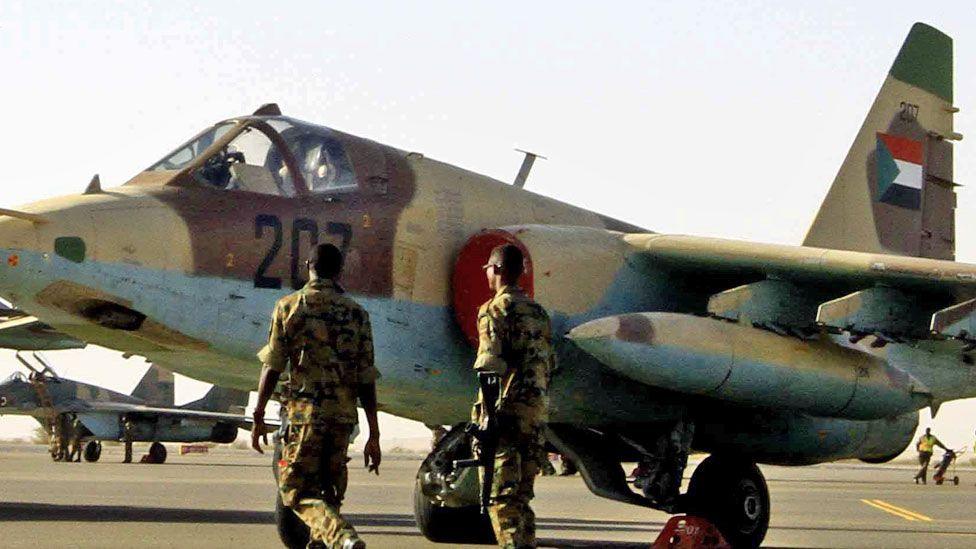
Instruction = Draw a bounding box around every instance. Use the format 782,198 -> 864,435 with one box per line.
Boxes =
83,440 -> 102,462
687,455 -> 769,549
148,442 -> 167,464
413,476 -> 494,544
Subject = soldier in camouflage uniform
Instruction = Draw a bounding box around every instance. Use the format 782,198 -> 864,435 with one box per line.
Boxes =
122,415 -> 134,463
472,244 -> 554,549
251,243 -> 381,549
68,413 -> 83,462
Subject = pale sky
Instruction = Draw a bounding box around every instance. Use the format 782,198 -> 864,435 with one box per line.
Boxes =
2,1 -> 976,451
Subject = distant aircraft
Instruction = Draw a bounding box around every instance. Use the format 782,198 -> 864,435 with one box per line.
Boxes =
0,21 -> 969,548
0,353 -> 251,464
0,302 -> 84,350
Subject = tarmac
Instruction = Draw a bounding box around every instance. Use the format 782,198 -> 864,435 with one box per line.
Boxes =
1,443 -> 975,548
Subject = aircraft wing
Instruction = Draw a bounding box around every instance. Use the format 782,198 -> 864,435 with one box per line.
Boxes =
626,233 -> 976,340
82,401 -> 254,424
563,231 -> 976,421
0,307 -> 86,351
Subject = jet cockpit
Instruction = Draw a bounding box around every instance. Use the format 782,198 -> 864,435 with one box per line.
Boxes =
136,105 -> 360,197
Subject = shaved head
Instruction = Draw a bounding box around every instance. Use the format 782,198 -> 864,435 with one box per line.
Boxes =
310,243 -> 343,279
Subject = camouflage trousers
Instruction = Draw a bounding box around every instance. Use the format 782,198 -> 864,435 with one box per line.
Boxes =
485,429 -> 545,549
278,417 -> 357,549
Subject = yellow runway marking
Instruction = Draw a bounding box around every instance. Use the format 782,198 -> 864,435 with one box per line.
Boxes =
860,499 -> 933,522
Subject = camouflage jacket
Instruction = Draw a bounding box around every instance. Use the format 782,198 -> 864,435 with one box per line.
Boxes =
258,278 -> 378,425
473,285 -> 554,427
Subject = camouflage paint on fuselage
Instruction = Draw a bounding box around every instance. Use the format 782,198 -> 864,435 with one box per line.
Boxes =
0,114 -> 671,426
1,24 -> 974,465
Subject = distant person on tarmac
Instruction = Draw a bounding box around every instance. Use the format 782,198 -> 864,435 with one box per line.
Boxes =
56,413 -> 71,461
122,416 -> 135,463
68,414 -> 83,462
914,428 -> 947,484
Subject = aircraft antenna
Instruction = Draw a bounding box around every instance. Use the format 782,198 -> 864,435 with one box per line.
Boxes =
83,174 -> 102,195
512,149 -> 547,188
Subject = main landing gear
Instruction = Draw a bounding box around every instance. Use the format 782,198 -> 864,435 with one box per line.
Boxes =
685,455 -> 770,548
83,440 -> 102,462
414,422 -> 770,548
143,442 -> 167,464
549,423 -> 770,549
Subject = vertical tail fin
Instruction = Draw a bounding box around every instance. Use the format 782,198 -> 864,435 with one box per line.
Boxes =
804,23 -> 959,260
181,386 -> 249,414
131,364 -> 175,406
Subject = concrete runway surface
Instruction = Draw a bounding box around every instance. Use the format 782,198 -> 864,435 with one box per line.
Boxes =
1,444 -> 975,548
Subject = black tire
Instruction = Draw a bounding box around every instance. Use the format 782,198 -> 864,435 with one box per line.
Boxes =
953,476 -> 960,486
275,491 -> 310,549
148,442 -> 167,464
413,477 -> 495,544
83,441 -> 102,462
687,455 -> 770,549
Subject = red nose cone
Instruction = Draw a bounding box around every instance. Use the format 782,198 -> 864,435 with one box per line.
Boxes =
452,229 -> 534,347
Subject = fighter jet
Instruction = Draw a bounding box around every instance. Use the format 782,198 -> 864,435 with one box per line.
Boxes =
0,22 -> 969,547
0,353 -> 250,464
0,302 -> 85,351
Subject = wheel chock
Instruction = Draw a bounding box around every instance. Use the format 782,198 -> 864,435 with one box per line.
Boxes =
651,515 -> 730,549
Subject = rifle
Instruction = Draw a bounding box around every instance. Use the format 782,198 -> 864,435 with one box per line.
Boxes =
453,372 -> 501,514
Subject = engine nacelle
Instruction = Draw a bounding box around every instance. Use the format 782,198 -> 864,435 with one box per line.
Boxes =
693,410 -> 918,465
453,225 -> 640,345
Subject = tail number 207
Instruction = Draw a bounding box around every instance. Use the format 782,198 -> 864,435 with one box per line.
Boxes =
253,214 -> 352,290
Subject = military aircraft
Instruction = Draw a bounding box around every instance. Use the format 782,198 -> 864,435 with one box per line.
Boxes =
0,302 -> 85,350
0,353 -> 250,463
0,21 -> 969,547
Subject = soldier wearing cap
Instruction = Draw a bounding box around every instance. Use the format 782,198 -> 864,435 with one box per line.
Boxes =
251,243 -> 381,549
473,243 -> 554,548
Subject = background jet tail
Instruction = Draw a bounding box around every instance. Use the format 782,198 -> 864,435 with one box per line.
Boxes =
804,23 -> 958,260
181,385 -> 249,414
130,364 -> 175,406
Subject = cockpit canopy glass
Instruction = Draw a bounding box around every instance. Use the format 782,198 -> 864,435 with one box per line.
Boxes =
3,372 -> 26,383
278,124 -> 358,193
149,122 -> 235,172
145,117 -> 359,197
192,126 -> 299,196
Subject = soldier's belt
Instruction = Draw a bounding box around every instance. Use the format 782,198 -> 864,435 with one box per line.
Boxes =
291,390 -> 338,403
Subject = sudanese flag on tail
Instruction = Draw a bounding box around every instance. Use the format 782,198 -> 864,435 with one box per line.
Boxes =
876,133 -> 924,210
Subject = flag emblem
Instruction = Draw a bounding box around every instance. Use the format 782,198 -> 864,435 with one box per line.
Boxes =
876,133 -> 924,210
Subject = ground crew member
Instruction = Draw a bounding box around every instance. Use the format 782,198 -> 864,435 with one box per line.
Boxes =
68,413 -> 83,462
472,244 -> 554,549
251,243 -> 381,549
122,415 -> 134,463
47,417 -> 60,461
540,453 -> 557,476
56,413 -> 71,461
558,455 -> 578,476
914,427 -> 947,484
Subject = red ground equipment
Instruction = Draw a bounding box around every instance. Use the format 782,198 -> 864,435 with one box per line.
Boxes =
933,447 -> 965,485
652,515 -> 730,549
